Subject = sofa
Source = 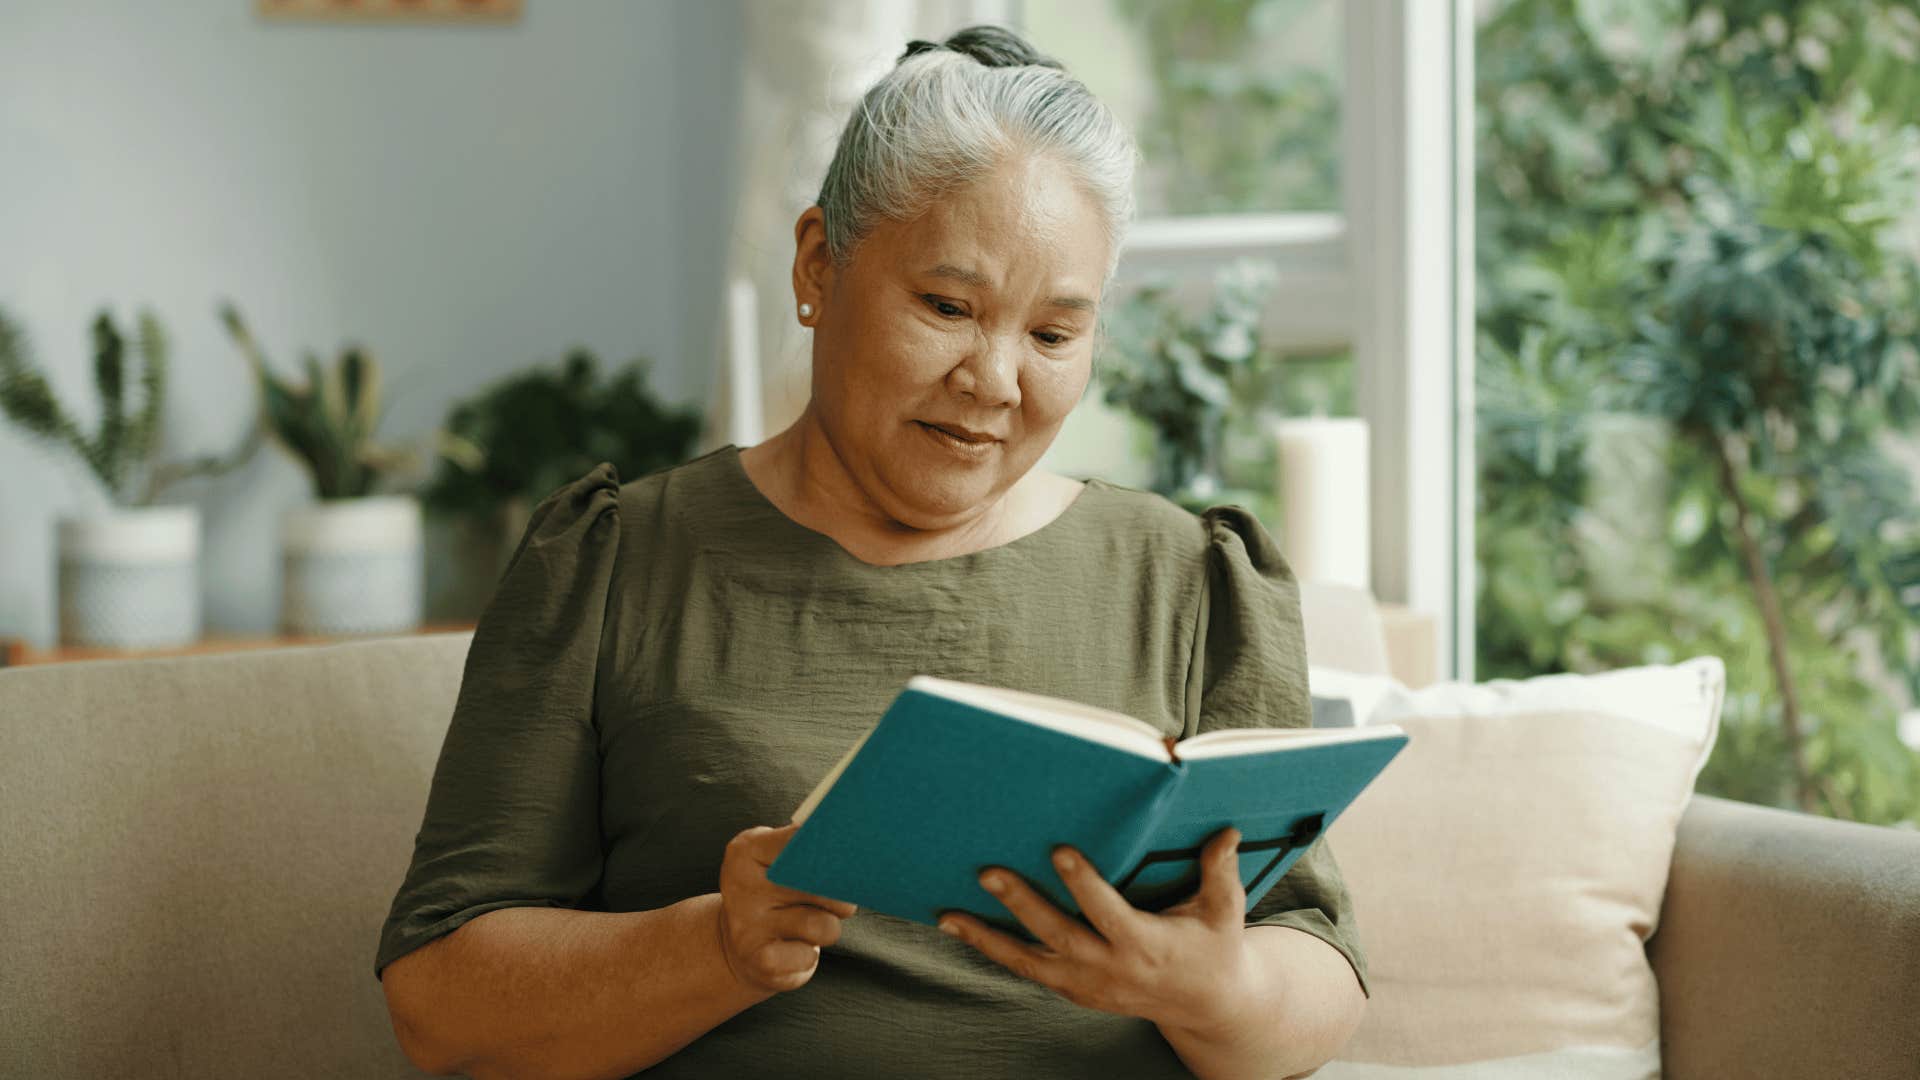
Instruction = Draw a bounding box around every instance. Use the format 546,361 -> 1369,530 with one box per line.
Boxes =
2,583 -> 1916,1078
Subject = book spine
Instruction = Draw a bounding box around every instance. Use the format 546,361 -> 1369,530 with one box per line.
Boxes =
1109,760 -> 1187,889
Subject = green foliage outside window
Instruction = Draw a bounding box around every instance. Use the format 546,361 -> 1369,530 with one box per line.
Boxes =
1109,0 -> 1340,213
1478,0 -> 1920,826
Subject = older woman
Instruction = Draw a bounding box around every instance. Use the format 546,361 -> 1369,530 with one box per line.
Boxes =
376,25 -> 1366,1080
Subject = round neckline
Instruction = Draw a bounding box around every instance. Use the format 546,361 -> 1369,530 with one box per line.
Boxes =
719,443 -> 1107,570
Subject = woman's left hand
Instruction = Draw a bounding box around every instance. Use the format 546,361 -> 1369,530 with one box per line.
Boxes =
937,825 -> 1260,1036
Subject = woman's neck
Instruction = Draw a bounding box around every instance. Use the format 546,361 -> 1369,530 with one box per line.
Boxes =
737,412 -> 1078,566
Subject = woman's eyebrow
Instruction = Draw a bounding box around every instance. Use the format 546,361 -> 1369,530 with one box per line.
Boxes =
925,262 -> 993,288
924,263 -> 1094,312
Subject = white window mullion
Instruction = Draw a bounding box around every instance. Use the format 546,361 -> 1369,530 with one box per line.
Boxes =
1345,0 -> 1465,679
1451,0 -> 1478,683
1124,212 -> 1344,260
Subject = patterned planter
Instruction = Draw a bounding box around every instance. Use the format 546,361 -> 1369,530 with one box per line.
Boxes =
57,505 -> 202,648
280,495 -> 423,637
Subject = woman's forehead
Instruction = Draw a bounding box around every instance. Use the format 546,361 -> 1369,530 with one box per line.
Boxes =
872,155 -> 1108,297
930,154 -> 1101,245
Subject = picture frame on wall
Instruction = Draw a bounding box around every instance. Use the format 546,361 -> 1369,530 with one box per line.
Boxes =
257,0 -> 521,22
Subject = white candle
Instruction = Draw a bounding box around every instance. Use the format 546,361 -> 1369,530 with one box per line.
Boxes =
1272,417 -> 1371,591
726,277 -> 764,448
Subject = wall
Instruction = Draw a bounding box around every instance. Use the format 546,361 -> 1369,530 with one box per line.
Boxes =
0,0 -> 741,645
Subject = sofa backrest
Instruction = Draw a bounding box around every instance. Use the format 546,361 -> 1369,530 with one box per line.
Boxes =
1297,581 -> 1392,677
0,586 -> 1384,1077
0,632 -> 471,1078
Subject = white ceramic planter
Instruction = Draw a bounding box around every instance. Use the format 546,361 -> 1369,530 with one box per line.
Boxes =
281,495 -> 423,637
57,505 -> 202,649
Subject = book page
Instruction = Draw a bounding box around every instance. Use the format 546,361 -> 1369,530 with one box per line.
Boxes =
912,675 -> 1406,762
1175,724 -> 1406,760
907,675 -> 1170,760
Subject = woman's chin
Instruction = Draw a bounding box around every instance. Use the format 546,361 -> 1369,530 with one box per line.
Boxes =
877,463 -> 1005,524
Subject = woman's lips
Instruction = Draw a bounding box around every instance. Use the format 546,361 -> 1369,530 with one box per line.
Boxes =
920,421 -> 991,443
915,420 -> 1000,457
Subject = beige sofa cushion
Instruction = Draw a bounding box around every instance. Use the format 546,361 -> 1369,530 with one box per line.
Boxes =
1307,657 -> 1726,1079
0,632 -> 473,1078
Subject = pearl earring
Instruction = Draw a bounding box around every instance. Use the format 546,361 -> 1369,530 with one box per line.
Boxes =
799,302 -> 814,318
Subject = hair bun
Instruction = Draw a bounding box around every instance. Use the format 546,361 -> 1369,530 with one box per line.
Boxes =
897,25 -> 1064,71
899,39 -> 945,62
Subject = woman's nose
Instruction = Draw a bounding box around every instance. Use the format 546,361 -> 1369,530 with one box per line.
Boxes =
951,330 -> 1022,408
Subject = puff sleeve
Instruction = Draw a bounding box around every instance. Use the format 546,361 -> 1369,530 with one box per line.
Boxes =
1190,505 -> 1370,1000
374,462 -> 621,980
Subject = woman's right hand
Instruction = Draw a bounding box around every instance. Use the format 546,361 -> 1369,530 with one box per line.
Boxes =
716,822 -> 858,995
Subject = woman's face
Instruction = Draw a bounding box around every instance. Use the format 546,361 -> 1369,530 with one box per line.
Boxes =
791,151 -> 1110,529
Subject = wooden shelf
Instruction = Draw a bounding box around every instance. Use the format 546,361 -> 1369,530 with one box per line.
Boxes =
0,622 -> 477,668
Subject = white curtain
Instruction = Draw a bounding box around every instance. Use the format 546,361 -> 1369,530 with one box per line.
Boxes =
700,0 -> 1013,453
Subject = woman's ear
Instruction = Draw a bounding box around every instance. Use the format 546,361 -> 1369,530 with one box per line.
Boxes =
792,205 -> 833,324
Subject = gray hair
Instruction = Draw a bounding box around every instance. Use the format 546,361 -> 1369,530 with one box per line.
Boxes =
813,25 -> 1138,288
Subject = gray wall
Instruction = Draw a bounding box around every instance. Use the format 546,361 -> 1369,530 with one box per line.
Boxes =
0,0 -> 741,646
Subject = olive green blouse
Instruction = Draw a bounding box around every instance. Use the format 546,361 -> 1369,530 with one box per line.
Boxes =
375,443 -> 1367,1078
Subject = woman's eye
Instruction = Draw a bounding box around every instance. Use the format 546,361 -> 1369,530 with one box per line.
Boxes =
923,295 -> 966,318
1034,331 -> 1070,347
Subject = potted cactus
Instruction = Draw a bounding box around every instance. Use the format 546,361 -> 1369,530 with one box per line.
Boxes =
0,306 -> 258,648
219,301 -> 423,638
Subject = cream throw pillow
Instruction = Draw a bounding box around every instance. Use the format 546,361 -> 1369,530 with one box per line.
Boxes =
1308,656 -> 1726,1080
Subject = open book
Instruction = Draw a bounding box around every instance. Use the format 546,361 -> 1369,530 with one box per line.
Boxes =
767,675 -> 1408,932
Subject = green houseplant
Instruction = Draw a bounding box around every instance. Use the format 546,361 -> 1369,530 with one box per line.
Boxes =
1097,258 -> 1284,514
219,301 -> 425,637
422,348 -> 701,614
218,302 -> 415,499
0,307 -> 258,506
0,306 -> 256,648
426,348 -> 701,517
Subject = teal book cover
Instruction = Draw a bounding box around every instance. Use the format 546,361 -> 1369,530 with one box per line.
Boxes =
766,676 -> 1409,934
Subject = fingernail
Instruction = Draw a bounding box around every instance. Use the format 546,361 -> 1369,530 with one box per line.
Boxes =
980,871 -> 1006,894
1054,848 -> 1077,872
938,918 -> 960,936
